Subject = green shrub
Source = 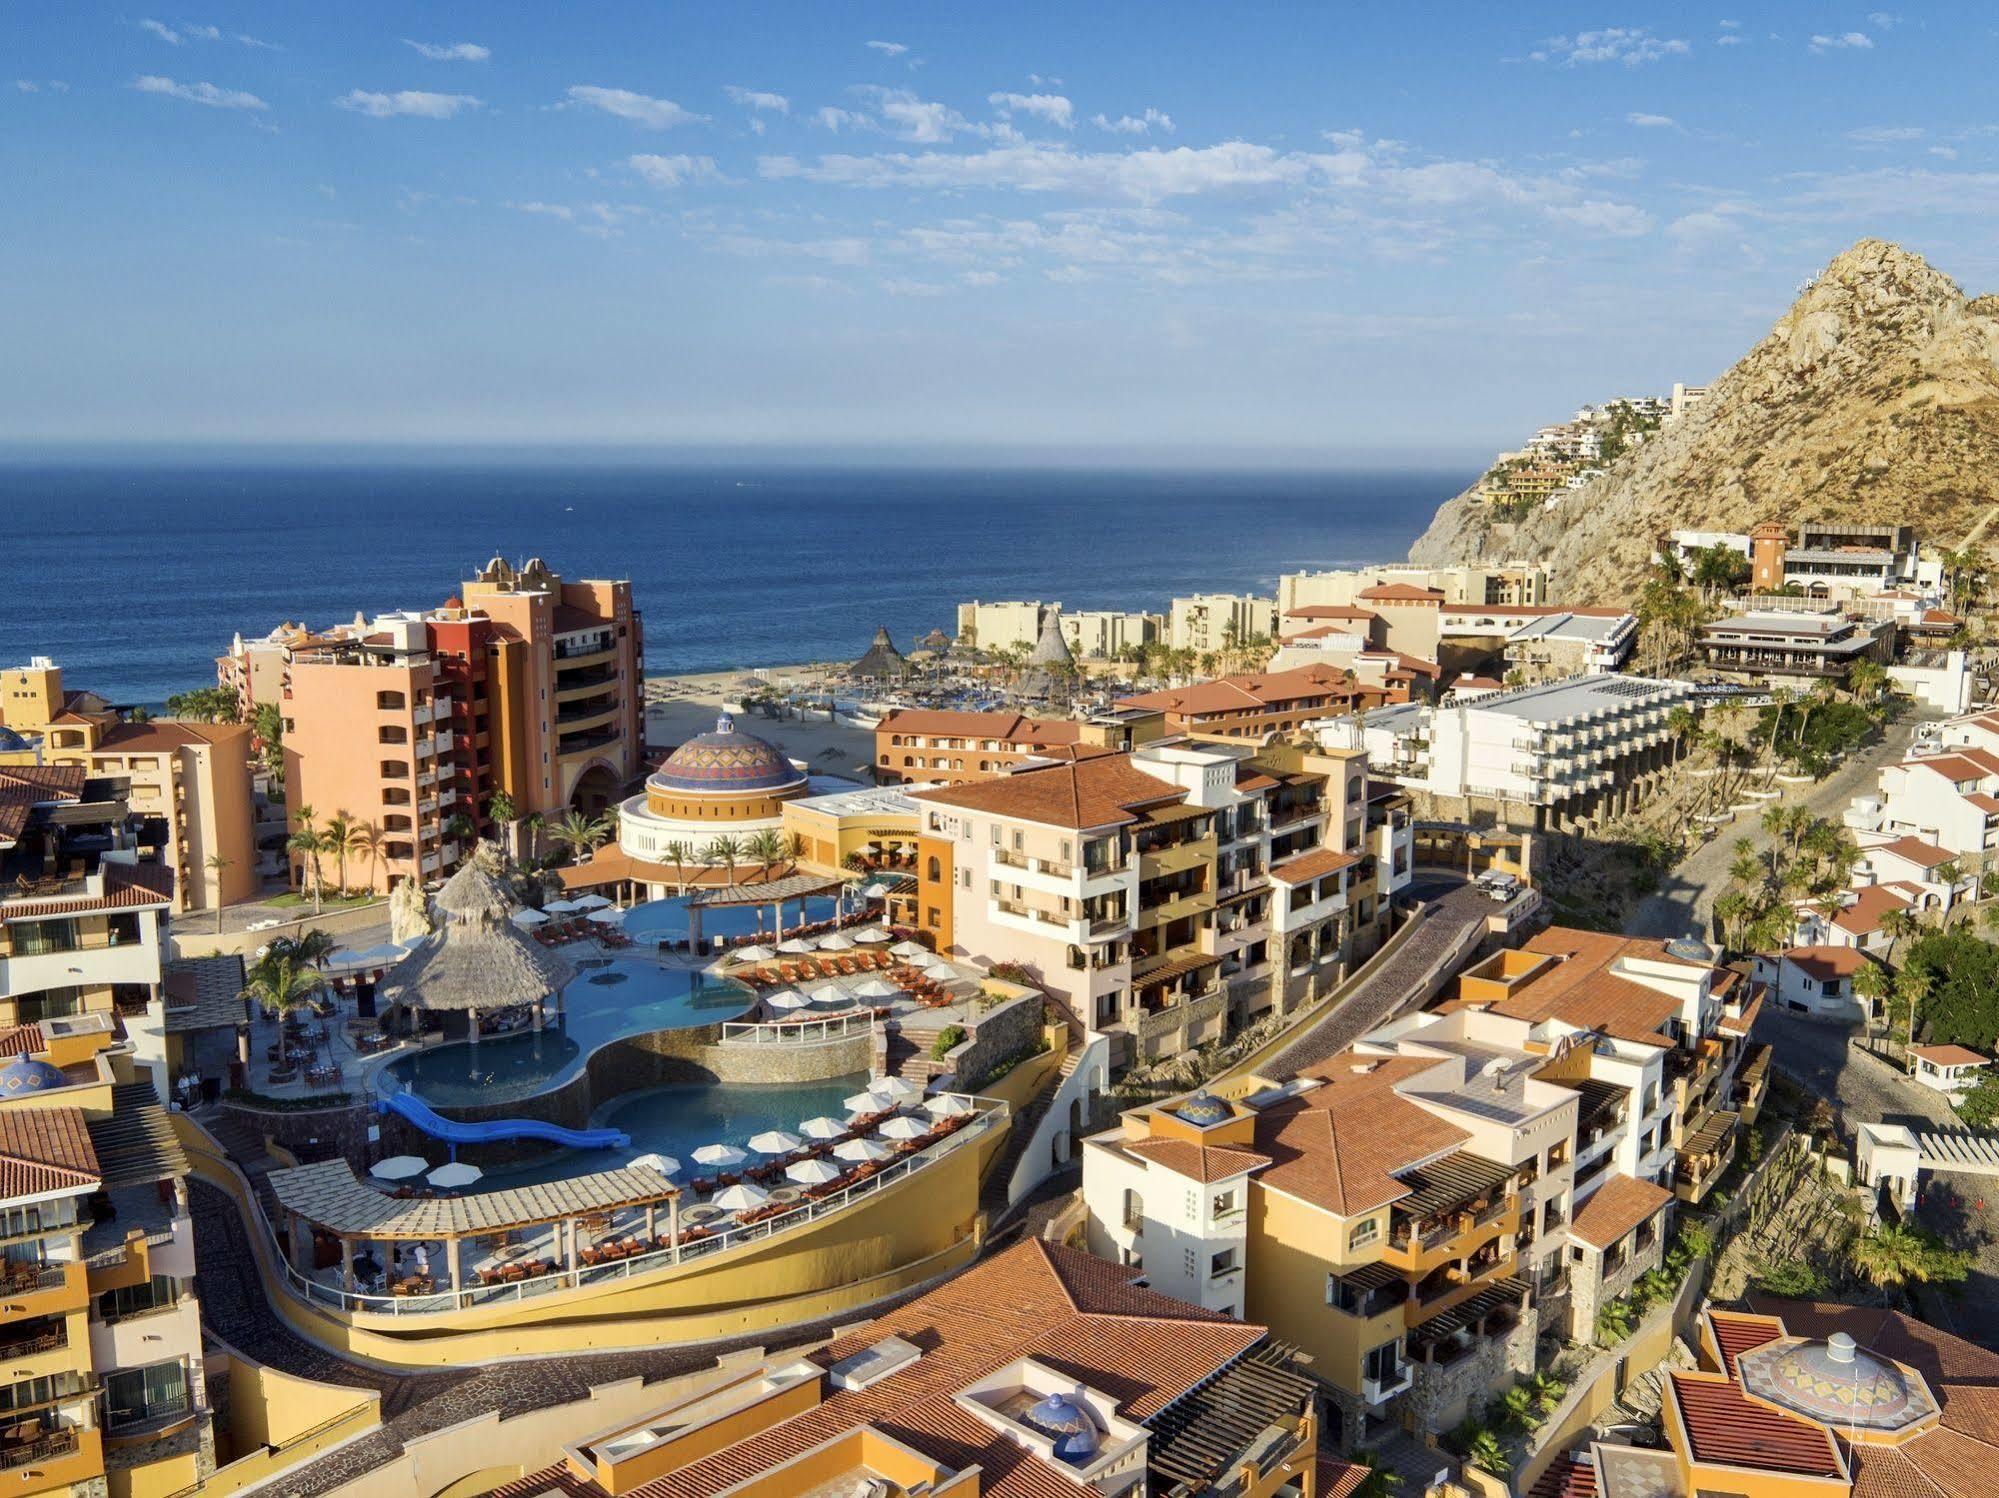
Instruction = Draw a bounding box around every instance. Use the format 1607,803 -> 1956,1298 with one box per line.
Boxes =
931,1025 -> 967,1060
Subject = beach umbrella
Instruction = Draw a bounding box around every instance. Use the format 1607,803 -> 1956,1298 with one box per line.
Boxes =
369,1155 -> 428,1181
853,978 -> 902,1000
588,907 -> 627,925
428,1161 -> 484,1189
776,937 -> 817,954
878,1115 -> 929,1141
786,1158 -> 843,1186
767,990 -> 811,1011
747,1129 -> 802,1156
693,1143 -> 748,1169
572,894 -> 613,911
818,932 -> 855,951
852,927 -> 891,944
629,1152 -> 680,1178
834,1137 -> 893,1163
736,944 -> 777,963
329,947 -> 370,969
890,941 -> 929,959
807,983 -> 850,1006
712,1182 -> 769,1212
798,1115 -> 847,1139
861,883 -> 889,899
922,961 -> 961,981
923,1094 -> 974,1117
871,1075 -> 925,1104
843,1089 -> 888,1114
543,899 -> 581,914
510,908 -> 550,928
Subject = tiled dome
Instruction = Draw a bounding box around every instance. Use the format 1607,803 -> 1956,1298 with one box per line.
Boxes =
0,1056 -> 69,1095
1738,1334 -> 1938,1435
1175,1090 -> 1231,1127
1021,1393 -> 1100,1462
650,713 -> 805,796
0,726 -> 36,754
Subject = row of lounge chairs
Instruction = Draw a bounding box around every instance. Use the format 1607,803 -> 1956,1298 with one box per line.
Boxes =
716,912 -> 897,949
533,918 -> 634,948
734,951 -> 899,988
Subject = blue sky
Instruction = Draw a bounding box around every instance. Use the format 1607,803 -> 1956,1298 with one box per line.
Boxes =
4,3 -> 1994,456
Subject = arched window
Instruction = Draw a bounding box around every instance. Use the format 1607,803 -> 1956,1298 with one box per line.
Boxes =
927,856 -> 941,881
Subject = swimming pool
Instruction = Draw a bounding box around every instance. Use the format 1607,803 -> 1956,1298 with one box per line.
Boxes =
622,894 -> 844,945
375,959 -> 755,1106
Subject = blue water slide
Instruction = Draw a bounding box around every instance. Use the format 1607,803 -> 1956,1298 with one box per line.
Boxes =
378,1089 -> 631,1150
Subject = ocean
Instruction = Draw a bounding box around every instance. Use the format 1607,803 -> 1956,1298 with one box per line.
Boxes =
0,460 -> 1468,707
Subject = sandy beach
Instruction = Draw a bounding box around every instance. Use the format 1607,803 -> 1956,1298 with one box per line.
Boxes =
644,665 -> 879,784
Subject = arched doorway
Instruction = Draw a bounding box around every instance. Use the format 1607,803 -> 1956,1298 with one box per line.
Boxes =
569,762 -> 621,816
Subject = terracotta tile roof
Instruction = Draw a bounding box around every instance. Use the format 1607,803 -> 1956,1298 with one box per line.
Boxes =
1526,1454 -> 1598,1498
1355,583 -> 1446,602
1251,1054 -> 1469,1216
593,1239 -> 1266,1498
1705,1310 -> 1785,1377
911,753 -> 1184,831
1115,664 -> 1358,720
1315,1455 -> 1375,1498
1873,835 -> 1958,869
1,860 -> 175,920
1667,1371 -> 1844,1478
1233,771 -> 1279,793
0,1026 -> 47,1059
1964,792 -> 1999,815
1717,993 -> 1763,1038
0,1107 -> 100,1199
0,765 -> 87,844
92,720 -> 250,752
1780,945 -> 1871,982
1909,1044 -> 1988,1068
1123,1138 -> 1270,1184
1567,1172 -> 1672,1250
1283,606 -> 1379,622
877,709 -> 1084,747
1831,883 -> 1913,936
1268,848 -> 1360,885
1909,753 -> 1999,786
1454,928 -> 1692,1047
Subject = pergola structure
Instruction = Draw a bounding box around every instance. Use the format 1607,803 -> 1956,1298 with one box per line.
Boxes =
269,1157 -> 682,1295
683,871 -> 848,951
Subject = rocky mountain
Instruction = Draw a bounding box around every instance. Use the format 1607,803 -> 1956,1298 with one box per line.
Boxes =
1408,239 -> 1999,604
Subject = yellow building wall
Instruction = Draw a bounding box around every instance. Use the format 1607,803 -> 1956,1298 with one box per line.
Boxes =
1243,1185 -> 1395,1397
106,1449 -> 203,1498
916,834 -> 955,949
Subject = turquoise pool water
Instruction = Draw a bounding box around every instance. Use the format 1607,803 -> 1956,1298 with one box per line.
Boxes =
376,959 -> 754,1106
622,894 -> 842,944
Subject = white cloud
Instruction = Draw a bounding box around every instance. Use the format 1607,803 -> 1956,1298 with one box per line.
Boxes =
961,270 -> 1001,287
1625,112 -> 1675,128
1931,146 -> 1959,160
1718,18 -> 1740,27
628,152 -> 724,187
14,80 -> 38,93
566,85 -> 705,128
236,33 -> 279,50
1810,32 -> 1875,51
336,89 -> 480,119
1846,125 -> 1923,144
988,91 -> 1074,130
133,74 -> 268,109
138,19 -> 183,44
512,201 -> 575,221
183,24 -> 221,41
1531,28 -> 1691,66
724,86 -> 789,113
1868,12 -> 1900,27
855,87 -> 983,143
813,106 -> 868,133
866,40 -> 909,58
405,40 -> 490,62
1716,34 -> 1744,46
880,278 -> 949,296
1093,108 -> 1174,135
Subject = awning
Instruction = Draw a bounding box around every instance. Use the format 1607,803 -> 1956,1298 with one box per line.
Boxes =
268,1157 -> 678,1239
1395,1151 -> 1512,1219
1132,950 -> 1223,988
1410,1276 -> 1530,1339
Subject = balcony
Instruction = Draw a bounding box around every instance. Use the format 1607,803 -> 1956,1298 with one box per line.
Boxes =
1675,1109 -> 1739,1203
1362,1364 -> 1414,1405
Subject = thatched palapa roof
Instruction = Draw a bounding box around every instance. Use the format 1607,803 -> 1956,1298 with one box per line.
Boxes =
377,854 -> 574,1012
852,626 -> 909,680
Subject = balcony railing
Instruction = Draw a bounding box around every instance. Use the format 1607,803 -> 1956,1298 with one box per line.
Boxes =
0,1429 -> 77,1471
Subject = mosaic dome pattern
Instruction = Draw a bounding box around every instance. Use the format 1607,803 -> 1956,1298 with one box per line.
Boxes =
1022,1394 -> 1100,1462
1175,1090 -> 1231,1126
1738,1337 -> 1938,1434
0,1057 -> 68,1094
650,713 -> 806,795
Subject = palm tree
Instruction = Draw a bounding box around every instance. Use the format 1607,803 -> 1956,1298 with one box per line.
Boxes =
347,820 -> 383,894
285,927 -> 336,972
744,828 -> 785,881
1760,688 -> 1793,778
662,840 -> 694,895
1879,906 -> 1920,963
204,854 -> 232,934
703,834 -> 742,886
521,812 -> 546,865
323,810 -> 357,895
1847,656 -> 1889,711
240,951 -> 325,1023
443,812 -> 475,848
1852,1222 -> 1970,1289
286,827 -> 326,914
549,811 -> 612,866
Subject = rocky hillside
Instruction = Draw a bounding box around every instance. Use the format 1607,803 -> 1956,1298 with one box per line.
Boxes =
1408,239 -> 1999,604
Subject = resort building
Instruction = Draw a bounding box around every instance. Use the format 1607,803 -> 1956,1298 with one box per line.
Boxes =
1166,594 -> 1278,655
1353,585 -> 1444,663
1750,519 -> 1928,599
255,556 -> 644,892
1751,945 -> 1877,1024
1278,564 -> 1550,614
1540,1300 -> 1999,1498
1846,709 -> 1999,858
1496,612 -> 1638,682
1363,674 -> 1692,832
1698,610 -> 1892,685
955,600 -> 1058,653
1116,663 -> 1383,740
84,722 -> 257,915
874,709 -> 1166,788
0,766 -> 173,1033
1908,1043 -> 1990,1101
1061,609 -> 1163,659
615,713 -> 811,875
0,660 -> 120,763
910,724 -> 1407,1070
487,1238 -> 1329,1498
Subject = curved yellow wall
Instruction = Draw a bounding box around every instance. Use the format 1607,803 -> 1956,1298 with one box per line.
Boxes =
644,785 -> 800,822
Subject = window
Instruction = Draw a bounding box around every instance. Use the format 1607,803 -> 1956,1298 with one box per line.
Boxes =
97,1274 -> 178,1324
1211,1189 -> 1237,1217
960,868 -> 972,890
926,907 -> 941,929
12,921 -> 78,958
926,856 -> 941,882
14,987 -> 82,1023
1362,1339 -> 1405,1386
1347,1216 -> 1380,1251
1210,1247 -> 1238,1276
1182,1248 -> 1197,1276
103,1359 -> 190,1431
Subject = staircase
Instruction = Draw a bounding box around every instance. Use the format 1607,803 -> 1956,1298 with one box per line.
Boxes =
884,1023 -> 952,1086
201,1109 -> 286,1225
978,1044 -> 1086,1220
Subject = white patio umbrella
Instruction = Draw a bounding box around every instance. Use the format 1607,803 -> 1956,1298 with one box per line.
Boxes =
543,898 -> 581,914
878,1115 -> 929,1141
923,1093 -> 975,1117
328,947 -> 370,969
817,932 -> 855,951
693,1143 -> 748,1169
844,1090 -> 890,1114
588,907 -> 627,925
852,927 -> 892,944
853,978 -> 902,1000
369,1155 -> 429,1181
711,1182 -> 769,1212
572,894 -> 613,911
776,937 -> 817,954
786,1158 -> 843,1186
798,1115 -> 847,1139
747,1129 -> 802,1156
767,990 -> 812,1011
834,1137 -> 893,1163
890,941 -> 930,958
922,962 -> 962,982
428,1161 -> 484,1189
861,883 -> 890,899
807,983 -> 850,1006
736,944 -> 777,963
871,1075 -> 925,1103
629,1152 -> 680,1178
357,943 -> 408,965
510,909 -> 551,928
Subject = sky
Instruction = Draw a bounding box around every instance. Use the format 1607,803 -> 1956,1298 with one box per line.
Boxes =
4,3 -> 1996,457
